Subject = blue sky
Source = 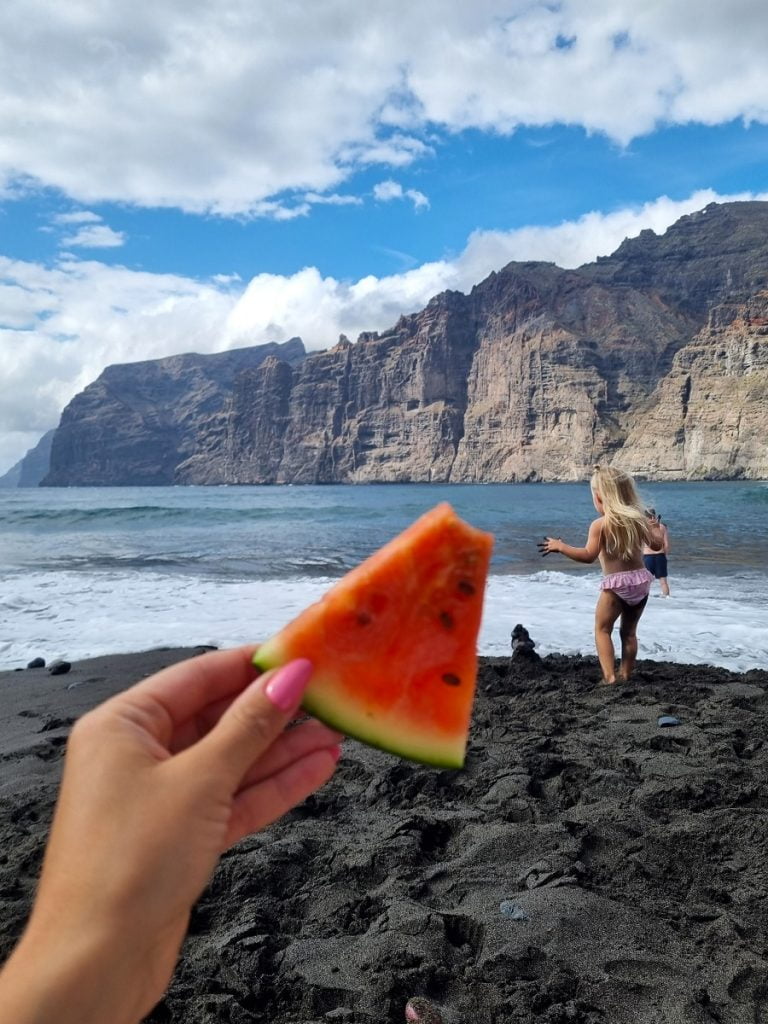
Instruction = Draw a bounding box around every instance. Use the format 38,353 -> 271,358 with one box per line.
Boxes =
1,0 -> 768,473
4,121 -> 768,282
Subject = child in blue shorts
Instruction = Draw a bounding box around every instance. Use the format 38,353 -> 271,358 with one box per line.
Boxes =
642,508 -> 670,597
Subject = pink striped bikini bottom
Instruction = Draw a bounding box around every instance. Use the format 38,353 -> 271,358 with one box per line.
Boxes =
599,568 -> 653,606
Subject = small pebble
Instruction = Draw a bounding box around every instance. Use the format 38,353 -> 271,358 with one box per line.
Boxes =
499,900 -> 530,921
48,660 -> 72,676
658,715 -> 681,728
405,998 -> 443,1023
26,657 -> 46,669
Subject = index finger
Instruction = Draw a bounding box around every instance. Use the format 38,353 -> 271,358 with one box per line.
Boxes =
116,644 -> 260,734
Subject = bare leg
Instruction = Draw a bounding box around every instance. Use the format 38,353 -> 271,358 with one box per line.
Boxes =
594,590 -> 623,684
659,576 -> 670,597
618,597 -> 648,681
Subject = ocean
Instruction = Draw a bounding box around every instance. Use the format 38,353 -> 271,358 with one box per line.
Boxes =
1,482 -> 767,672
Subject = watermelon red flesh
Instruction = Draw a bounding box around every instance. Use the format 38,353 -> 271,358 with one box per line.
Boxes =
252,502 -> 493,768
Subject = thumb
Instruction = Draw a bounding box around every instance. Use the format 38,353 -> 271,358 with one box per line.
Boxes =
192,659 -> 314,784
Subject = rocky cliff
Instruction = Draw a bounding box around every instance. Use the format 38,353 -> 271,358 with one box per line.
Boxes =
39,201 -> 768,485
41,340 -> 305,486
617,291 -> 768,479
0,430 -> 55,487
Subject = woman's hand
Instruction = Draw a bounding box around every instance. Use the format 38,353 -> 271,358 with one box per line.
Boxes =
0,646 -> 341,1024
537,536 -> 562,556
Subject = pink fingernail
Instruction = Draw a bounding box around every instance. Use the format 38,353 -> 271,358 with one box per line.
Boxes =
264,659 -> 313,712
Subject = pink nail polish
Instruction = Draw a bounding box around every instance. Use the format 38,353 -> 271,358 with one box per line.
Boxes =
264,659 -> 313,712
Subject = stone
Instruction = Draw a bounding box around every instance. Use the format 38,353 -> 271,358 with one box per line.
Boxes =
405,997 -> 443,1023
48,660 -> 71,676
26,657 -> 46,669
511,624 -> 540,661
658,715 -> 682,728
499,900 -> 530,921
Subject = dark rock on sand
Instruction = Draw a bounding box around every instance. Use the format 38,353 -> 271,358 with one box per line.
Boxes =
47,660 -> 71,676
658,715 -> 682,728
26,658 -> 45,669
499,901 -> 530,921
510,623 -> 539,662
2,649 -> 768,1022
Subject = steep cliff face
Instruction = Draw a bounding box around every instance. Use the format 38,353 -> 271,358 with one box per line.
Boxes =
42,340 -> 305,486
38,201 -> 768,485
586,201 -> 768,315
450,265 -> 694,481
182,290 -> 481,484
192,262 -> 698,484
280,290 -> 480,483
617,292 -> 768,480
0,430 -> 55,487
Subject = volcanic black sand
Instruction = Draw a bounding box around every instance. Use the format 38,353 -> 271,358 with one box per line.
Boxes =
2,648 -> 768,1023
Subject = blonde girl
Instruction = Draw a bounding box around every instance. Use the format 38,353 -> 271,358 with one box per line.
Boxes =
538,466 -> 653,684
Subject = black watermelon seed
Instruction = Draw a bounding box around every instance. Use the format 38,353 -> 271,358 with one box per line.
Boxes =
458,579 -> 476,596
442,673 -> 461,687
357,612 -> 372,626
439,611 -> 454,630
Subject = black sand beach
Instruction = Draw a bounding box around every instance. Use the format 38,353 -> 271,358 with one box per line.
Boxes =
2,648 -> 768,1023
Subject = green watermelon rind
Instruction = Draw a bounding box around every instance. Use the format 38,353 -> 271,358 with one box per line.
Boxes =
252,645 -> 467,769
252,642 -> 284,673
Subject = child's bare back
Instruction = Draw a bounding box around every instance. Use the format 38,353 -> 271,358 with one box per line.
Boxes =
537,467 -> 654,684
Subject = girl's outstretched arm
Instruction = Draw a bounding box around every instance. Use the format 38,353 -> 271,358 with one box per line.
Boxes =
538,518 -> 602,563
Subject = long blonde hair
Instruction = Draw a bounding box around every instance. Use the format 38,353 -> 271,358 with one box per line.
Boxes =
590,465 -> 648,560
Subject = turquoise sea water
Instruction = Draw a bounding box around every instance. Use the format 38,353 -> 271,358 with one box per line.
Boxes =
1,482 -> 767,671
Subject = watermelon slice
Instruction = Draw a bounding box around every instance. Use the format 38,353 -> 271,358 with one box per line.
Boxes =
253,503 -> 493,768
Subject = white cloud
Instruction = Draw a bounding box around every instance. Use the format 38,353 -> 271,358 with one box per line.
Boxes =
2,189 -> 766,474
61,224 -> 126,248
0,256 -> 237,471
373,180 -> 405,202
373,179 -> 429,210
48,210 -> 126,248
458,189 -> 768,277
0,2 -> 766,213
302,192 -> 364,207
406,188 -> 429,211
53,211 -> 102,225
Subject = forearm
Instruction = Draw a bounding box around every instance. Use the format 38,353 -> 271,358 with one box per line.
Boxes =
556,541 -> 595,563
0,920 -> 156,1024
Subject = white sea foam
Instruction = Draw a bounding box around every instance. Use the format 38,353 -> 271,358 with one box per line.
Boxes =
1,568 -> 766,674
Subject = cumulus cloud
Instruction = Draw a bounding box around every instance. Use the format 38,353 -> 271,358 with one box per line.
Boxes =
2,189 -> 766,474
0,257 -> 237,470
0,1 -> 766,213
373,179 -> 430,210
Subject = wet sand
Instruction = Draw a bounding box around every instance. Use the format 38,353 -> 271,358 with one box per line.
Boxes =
1,648 -> 768,1022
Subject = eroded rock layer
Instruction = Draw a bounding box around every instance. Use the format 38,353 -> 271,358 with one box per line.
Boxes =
39,201 -> 768,485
